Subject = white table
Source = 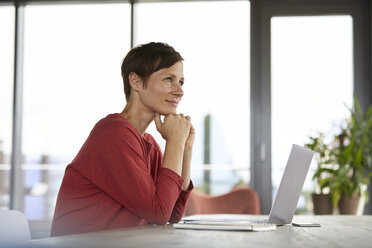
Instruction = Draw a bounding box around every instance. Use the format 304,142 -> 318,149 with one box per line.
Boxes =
24,215 -> 372,248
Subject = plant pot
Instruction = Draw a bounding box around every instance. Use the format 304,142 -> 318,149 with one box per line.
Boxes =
312,193 -> 333,215
338,193 -> 360,215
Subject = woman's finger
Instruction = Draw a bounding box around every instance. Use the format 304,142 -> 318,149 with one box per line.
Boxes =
153,113 -> 162,131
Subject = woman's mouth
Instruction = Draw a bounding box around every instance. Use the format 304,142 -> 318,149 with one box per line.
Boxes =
165,100 -> 179,106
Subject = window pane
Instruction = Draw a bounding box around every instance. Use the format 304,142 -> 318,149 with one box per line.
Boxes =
136,1 -> 250,195
23,4 -> 131,220
271,16 -> 353,212
0,6 -> 15,210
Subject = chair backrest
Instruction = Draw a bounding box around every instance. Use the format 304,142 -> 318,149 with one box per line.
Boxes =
0,210 -> 31,245
185,186 -> 261,216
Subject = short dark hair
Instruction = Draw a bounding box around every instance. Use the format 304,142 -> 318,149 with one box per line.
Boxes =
121,42 -> 184,101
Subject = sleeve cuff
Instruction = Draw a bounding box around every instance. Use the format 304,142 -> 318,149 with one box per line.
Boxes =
182,180 -> 194,192
158,167 -> 184,189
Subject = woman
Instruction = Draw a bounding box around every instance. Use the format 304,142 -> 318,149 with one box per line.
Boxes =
51,42 -> 194,236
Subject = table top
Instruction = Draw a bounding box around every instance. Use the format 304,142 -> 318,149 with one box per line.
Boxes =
24,215 -> 372,248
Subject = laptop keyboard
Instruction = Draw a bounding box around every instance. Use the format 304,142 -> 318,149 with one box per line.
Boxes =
176,219 -> 277,231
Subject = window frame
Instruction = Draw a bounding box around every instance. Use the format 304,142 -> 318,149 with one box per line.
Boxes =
250,0 -> 372,214
4,0 -> 372,215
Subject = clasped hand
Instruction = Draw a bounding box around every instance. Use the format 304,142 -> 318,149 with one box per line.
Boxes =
154,113 -> 195,148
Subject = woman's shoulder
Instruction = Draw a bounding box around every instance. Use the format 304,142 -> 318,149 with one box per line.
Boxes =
98,113 -> 129,125
96,113 -> 131,128
92,113 -> 141,139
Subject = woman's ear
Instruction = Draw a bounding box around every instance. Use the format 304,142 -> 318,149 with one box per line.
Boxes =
128,72 -> 142,91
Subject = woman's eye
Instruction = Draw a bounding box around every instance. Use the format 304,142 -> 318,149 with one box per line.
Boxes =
178,81 -> 184,86
164,78 -> 172,83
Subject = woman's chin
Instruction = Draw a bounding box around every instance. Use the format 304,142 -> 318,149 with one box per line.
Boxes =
162,112 -> 177,116
157,109 -> 177,115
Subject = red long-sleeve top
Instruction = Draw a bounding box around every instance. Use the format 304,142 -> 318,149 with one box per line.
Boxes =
50,113 -> 193,236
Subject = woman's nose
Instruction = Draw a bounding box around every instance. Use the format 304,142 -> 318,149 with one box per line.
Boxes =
173,84 -> 184,97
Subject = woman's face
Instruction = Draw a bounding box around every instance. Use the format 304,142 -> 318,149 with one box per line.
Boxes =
138,61 -> 184,115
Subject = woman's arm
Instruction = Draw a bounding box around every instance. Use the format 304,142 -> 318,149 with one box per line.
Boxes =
168,123 -> 195,222
154,113 -> 194,222
154,113 -> 191,176
181,123 -> 195,190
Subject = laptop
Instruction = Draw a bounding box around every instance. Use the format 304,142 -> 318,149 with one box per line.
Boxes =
173,144 -> 314,231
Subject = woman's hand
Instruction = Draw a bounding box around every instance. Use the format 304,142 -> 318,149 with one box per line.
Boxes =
181,120 -> 194,190
154,113 -> 191,145
154,113 -> 194,184
185,123 -> 195,149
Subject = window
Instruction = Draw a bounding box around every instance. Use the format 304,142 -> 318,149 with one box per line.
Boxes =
135,0 -> 250,194
271,16 -> 353,212
22,3 -> 131,219
0,6 -> 15,210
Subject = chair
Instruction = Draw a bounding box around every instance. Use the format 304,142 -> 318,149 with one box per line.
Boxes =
0,210 -> 31,245
185,186 -> 261,216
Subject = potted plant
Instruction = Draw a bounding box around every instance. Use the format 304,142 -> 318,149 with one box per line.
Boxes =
306,97 -> 372,214
305,133 -> 334,214
328,98 -> 372,214
311,97 -> 372,214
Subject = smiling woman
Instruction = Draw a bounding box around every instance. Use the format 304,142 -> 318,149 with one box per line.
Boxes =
51,42 -> 194,236
121,43 -> 185,117
131,61 -> 184,116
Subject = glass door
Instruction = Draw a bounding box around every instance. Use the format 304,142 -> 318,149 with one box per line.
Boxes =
271,16 -> 353,213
